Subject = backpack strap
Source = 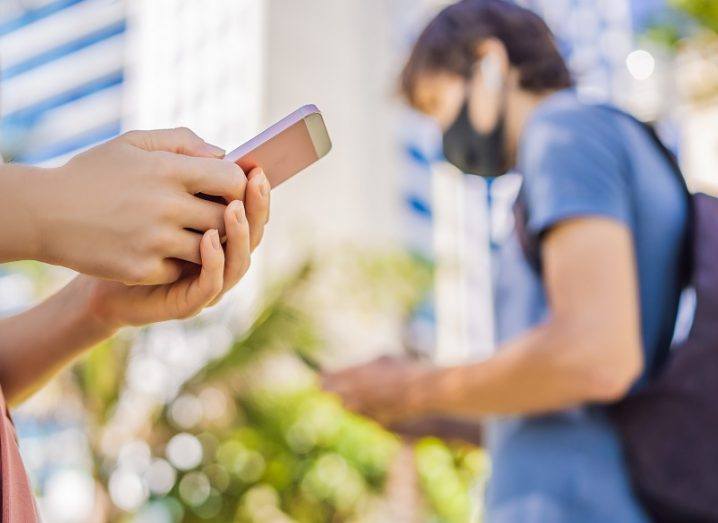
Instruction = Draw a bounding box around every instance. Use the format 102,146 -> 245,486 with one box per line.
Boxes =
600,106 -> 693,286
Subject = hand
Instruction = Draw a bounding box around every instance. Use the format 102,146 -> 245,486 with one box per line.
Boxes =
78,196 -> 259,329
0,184 -> 267,402
321,356 -> 433,426
32,128 -> 268,284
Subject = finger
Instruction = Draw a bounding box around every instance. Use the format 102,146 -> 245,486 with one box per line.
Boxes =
136,258 -> 184,286
343,399 -> 367,414
178,194 -> 227,236
209,200 -> 250,305
245,168 -> 270,250
167,230 -> 204,265
321,373 -> 348,394
181,229 -> 225,311
123,127 -> 225,157
330,389 -> 369,417
159,230 -> 223,319
162,153 -> 247,202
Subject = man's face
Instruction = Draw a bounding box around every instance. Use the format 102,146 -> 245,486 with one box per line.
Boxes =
412,69 -> 504,135
412,72 -> 466,130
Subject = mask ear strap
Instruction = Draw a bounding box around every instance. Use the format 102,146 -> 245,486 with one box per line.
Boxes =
480,53 -> 503,92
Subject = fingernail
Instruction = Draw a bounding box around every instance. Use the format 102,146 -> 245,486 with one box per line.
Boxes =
256,171 -> 269,197
233,201 -> 246,223
210,229 -> 220,249
202,142 -> 225,158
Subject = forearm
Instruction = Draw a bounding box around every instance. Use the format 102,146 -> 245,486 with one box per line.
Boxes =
0,277 -> 116,403
0,164 -> 51,263
390,415 -> 483,446
413,322 -> 624,418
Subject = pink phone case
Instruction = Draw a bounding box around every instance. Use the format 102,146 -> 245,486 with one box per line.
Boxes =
225,104 -> 329,188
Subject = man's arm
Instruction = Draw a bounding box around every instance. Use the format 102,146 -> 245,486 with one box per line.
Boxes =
418,217 -> 643,416
324,217 -> 644,420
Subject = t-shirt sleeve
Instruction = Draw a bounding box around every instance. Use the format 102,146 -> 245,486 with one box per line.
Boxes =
520,109 -> 631,237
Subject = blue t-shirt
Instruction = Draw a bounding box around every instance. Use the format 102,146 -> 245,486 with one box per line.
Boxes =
487,90 -> 688,522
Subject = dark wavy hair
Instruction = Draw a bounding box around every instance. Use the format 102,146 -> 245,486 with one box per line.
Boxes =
400,0 -> 573,109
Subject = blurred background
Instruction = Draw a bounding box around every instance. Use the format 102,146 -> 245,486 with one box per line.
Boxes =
0,0 -> 716,521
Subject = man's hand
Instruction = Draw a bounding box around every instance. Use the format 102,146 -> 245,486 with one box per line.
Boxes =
28,128 -> 269,284
321,356 -> 432,426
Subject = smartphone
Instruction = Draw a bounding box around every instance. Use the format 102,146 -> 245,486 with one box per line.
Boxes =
225,104 -> 332,188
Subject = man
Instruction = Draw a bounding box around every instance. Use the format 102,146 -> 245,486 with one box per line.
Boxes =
323,1 -> 688,521
0,127 -> 269,520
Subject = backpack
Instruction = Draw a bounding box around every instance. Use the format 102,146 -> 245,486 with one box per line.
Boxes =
514,107 -> 718,522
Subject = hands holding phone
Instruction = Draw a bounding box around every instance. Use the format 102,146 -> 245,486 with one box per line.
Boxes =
0,107 -> 331,401
80,169 -> 268,330
1,126 -> 269,330
68,128 -> 269,329
0,127 -> 271,401
30,128 -> 268,284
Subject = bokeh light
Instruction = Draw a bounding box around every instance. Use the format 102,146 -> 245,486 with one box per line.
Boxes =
108,468 -> 148,512
178,471 -> 211,506
626,49 -> 656,81
43,469 -> 95,523
166,433 -> 203,471
145,458 -> 177,496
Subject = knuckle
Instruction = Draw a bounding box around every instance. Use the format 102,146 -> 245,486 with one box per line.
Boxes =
229,161 -> 245,178
148,231 -> 174,254
211,281 -> 224,298
156,196 -> 181,222
177,306 -> 199,320
121,129 -> 142,143
125,261 -> 154,285
240,256 -> 251,276
174,310 -> 193,321
234,179 -> 248,201
174,126 -> 197,142
151,152 -> 175,177
163,263 -> 182,283
211,209 -> 226,230
226,163 -> 246,191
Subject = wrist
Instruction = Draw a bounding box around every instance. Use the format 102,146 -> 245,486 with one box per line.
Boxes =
0,164 -> 55,262
65,276 -> 122,338
405,365 -> 437,418
28,165 -> 68,265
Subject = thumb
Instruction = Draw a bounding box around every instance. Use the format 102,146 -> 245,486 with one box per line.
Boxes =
123,127 -> 225,158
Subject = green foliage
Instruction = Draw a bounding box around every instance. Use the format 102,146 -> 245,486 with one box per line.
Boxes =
644,23 -> 684,49
73,337 -> 129,425
644,0 -> 718,51
192,261 -> 322,383
671,0 -> 718,33
415,438 -> 490,523
69,251 -> 486,522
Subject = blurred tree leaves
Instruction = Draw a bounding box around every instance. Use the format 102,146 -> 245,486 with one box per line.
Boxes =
69,250 -> 485,522
671,0 -> 718,33
74,337 -> 129,425
646,0 -> 718,51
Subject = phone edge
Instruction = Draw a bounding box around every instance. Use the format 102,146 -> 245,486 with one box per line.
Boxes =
225,104 -> 320,163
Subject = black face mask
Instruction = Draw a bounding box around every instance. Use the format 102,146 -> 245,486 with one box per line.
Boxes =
442,100 -> 507,179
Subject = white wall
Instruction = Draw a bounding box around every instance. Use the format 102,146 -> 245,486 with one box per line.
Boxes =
261,0 -> 404,275
124,0 -> 265,149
